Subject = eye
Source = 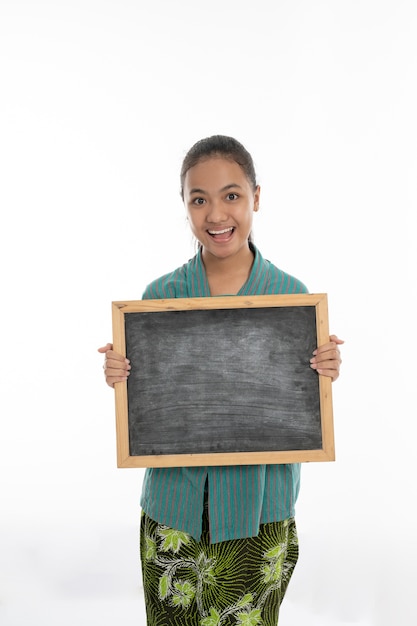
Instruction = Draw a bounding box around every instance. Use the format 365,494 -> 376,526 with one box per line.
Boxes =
226,193 -> 238,201
192,197 -> 205,206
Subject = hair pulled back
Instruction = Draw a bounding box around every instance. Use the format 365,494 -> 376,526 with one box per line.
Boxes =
180,135 -> 257,199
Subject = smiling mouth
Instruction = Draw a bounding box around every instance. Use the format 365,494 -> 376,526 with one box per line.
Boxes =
207,227 -> 235,239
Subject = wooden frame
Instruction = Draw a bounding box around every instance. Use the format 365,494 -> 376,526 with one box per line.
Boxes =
112,294 -> 334,468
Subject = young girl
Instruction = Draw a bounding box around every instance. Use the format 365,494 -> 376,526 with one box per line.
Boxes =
99,135 -> 343,626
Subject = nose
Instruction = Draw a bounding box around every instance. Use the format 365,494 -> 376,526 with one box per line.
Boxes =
206,199 -> 227,223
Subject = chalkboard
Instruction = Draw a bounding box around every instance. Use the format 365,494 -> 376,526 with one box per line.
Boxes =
112,294 -> 334,468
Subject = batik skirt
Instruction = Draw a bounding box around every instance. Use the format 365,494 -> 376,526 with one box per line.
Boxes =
140,500 -> 299,626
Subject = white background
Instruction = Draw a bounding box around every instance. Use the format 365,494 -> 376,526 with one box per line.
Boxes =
1,1 -> 416,625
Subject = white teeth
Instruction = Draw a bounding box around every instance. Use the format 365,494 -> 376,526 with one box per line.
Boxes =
208,227 -> 234,235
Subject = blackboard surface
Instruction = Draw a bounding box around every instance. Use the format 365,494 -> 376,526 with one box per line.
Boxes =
125,305 -> 321,457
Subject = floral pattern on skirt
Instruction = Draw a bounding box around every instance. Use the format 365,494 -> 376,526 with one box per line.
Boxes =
140,502 -> 299,626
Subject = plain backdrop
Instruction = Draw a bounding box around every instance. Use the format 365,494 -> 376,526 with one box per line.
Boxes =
1,1 -> 416,625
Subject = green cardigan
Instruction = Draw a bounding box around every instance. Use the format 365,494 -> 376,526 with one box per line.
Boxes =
140,244 -> 308,544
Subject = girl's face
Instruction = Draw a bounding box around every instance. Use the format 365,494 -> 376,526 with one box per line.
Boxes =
183,157 -> 260,263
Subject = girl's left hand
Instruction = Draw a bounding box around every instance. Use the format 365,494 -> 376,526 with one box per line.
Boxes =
310,334 -> 344,382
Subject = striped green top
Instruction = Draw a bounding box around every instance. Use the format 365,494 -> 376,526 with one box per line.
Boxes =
140,244 -> 308,544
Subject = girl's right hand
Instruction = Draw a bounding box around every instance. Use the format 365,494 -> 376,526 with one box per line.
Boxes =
97,343 -> 131,388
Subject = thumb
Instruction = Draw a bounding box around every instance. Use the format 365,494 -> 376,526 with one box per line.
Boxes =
97,343 -> 113,353
329,334 -> 344,345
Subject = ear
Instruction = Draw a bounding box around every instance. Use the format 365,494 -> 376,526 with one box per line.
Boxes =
253,185 -> 261,212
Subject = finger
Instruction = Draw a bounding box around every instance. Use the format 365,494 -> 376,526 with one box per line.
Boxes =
312,336 -> 344,359
104,363 -> 130,384
314,341 -> 341,355
310,357 -> 341,380
311,356 -> 340,369
310,348 -> 342,367
329,334 -> 345,345
314,348 -> 342,363
105,374 -> 129,388
105,353 -> 131,368
98,343 -> 113,354
316,367 -> 340,382
103,358 -> 130,374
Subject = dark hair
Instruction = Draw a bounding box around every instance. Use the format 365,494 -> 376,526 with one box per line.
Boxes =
180,135 -> 258,200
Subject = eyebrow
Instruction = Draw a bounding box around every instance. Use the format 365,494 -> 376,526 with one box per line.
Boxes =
189,183 -> 243,195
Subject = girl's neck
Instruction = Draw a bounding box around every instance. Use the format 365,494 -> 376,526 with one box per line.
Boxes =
201,244 -> 254,296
